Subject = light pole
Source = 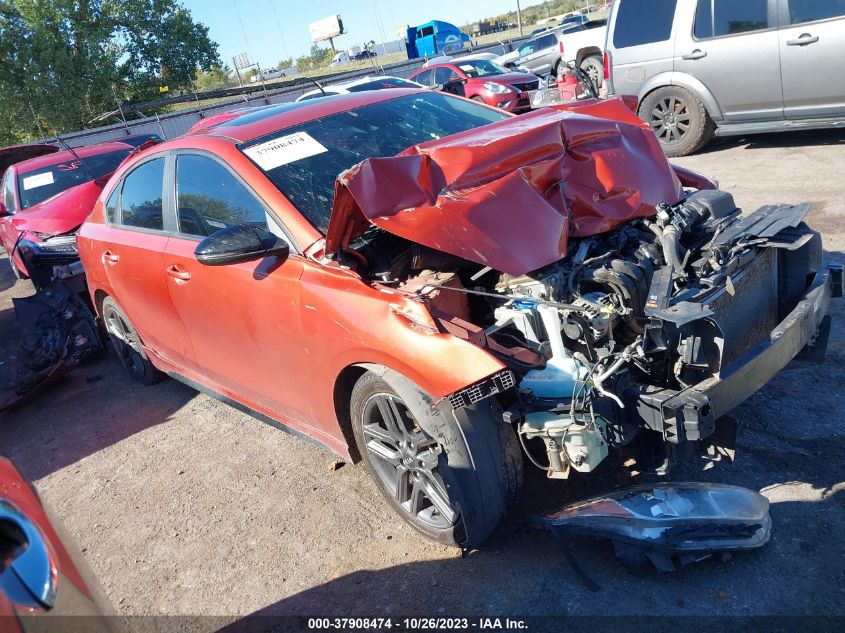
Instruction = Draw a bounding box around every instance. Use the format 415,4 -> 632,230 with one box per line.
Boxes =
516,0 -> 523,36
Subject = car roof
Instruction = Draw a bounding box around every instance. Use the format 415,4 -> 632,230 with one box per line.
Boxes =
297,75 -> 417,101
13,141 -> 133,174
198,88 -> 426,143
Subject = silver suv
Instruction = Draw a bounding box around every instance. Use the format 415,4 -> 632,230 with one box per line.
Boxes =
510,23 -> 606,82
605,0 -> 845,156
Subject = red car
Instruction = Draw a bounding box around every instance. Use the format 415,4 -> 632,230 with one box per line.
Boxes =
409,59 -> 539,113
1,142 -> 133,288
77,90 -> 837,548
0,455 -> 115,629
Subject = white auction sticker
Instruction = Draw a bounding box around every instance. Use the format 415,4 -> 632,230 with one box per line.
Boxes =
244,131 -> 328,171
22,171 -> 55,190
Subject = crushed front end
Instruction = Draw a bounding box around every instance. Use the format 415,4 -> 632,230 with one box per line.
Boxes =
482,192 -> 841,474
327,97 -> 842,477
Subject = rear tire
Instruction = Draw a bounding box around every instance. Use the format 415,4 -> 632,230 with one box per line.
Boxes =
580,54 -> 604,90
350,370 -> 520,548
638,86 -> 715,157
101,296 -> 164,385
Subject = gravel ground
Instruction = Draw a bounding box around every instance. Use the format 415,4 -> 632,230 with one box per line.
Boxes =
1,129 -> 843,626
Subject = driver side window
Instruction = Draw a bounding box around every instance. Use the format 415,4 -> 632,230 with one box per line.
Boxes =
519,41 -> 536,56
433,67 -> 454,85
176,154 -> 268,238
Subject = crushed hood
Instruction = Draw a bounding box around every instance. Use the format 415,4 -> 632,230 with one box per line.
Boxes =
326,98 -> 685,276
10,179 -> 105,237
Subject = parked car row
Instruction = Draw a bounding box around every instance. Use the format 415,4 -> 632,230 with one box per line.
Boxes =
604,0 -> 845,156
493,0 -> 845,155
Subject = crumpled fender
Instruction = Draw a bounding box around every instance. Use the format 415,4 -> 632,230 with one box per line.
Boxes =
326,97 -> 686,276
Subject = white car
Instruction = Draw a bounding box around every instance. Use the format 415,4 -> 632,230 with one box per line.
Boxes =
295,75 -> 426,101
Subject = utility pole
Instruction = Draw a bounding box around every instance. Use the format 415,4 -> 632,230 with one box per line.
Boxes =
516,0 -> 523,36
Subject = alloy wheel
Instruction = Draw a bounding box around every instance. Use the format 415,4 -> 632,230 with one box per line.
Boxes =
649,96 -> 692,143
361,393 -> 457,529
104,307 -> 146,378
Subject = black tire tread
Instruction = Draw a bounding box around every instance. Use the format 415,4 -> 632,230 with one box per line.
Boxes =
101,296 -> 164,385
639,85 -> 715,157
350,371 -> 514,549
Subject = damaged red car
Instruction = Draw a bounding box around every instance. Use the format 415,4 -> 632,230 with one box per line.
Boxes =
1,141 -> 133,288
77,90 -> 841,548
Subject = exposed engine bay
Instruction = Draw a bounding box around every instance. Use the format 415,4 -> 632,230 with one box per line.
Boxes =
342,189 -> 842,477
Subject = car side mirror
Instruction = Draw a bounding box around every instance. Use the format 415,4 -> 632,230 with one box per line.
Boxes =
194,224 -> 289,266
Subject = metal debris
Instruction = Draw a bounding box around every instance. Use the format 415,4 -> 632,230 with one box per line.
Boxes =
1,271 -> 102,411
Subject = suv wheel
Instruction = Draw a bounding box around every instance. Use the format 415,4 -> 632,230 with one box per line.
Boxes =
639,86 -> 715,157
101,296 -> 164,385
350,370 -> 522,548
580,55 -> 604,89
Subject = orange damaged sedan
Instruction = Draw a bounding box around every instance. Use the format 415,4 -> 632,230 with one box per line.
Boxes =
77,90 -> 839,548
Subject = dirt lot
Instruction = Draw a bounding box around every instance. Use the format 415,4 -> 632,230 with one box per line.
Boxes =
1,129 -> 844,625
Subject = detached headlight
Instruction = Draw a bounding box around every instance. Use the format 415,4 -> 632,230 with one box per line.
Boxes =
483,82 -> 512,95
20,234 -> 78,256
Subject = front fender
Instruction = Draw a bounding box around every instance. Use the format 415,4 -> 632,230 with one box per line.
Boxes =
297,264 -> 505,432
638,71 -> 724,122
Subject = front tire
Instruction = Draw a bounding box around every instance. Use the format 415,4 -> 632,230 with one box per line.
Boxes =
101,296 -> 164,385
639,86 -> 715,157
350,370 -> 521,548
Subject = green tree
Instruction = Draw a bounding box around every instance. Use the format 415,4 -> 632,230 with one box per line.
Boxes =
194,63 -> 235,92
0,0 -> 220,144
277,57 -> 294,70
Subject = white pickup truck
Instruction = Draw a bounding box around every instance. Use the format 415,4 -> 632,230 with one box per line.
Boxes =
496,21 -> 606,86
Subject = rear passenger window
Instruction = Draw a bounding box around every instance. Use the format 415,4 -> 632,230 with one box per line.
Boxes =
413,69 -> 433,86
120,159 -> 164,231
537,34 -> 556,49
176,154 -> 267,238
613,0 -> 677,48
788,0 -> 845,24
697,0 -> 769,37
105,188 -> 119,223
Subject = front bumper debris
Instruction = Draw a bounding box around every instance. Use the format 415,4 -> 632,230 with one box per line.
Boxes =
545,483 -> 771,572
0,269 -> 102,411
636,263 -> 840,447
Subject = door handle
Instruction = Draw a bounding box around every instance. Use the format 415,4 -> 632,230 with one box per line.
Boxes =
786,34 -> 819,46
682,49 -> 707,60
103,250 -> 119,264
165,264 -> 191,282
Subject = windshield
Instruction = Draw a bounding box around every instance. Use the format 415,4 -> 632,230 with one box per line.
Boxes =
17,149 -> 131,210
239,92 -> 509,233
455,60 -> 509,77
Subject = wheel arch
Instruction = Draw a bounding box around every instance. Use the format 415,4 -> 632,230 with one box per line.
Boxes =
576,46 -> 602,67
637,71 -> 723,122
93,288 -> 109,319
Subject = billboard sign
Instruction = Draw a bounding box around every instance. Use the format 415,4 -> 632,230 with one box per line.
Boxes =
233,53 -> 252,70
309,15 -> 344,42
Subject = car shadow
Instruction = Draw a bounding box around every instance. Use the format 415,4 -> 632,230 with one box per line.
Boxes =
217,489 -> 843,623
0,255 -> 19,294
0,347 -> 197,482
700,127 -> 845,154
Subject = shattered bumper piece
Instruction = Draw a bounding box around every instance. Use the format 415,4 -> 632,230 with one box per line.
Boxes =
545,483 -> 771,571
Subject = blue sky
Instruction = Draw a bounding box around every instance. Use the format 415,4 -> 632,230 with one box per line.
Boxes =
182,0 -> 546,70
